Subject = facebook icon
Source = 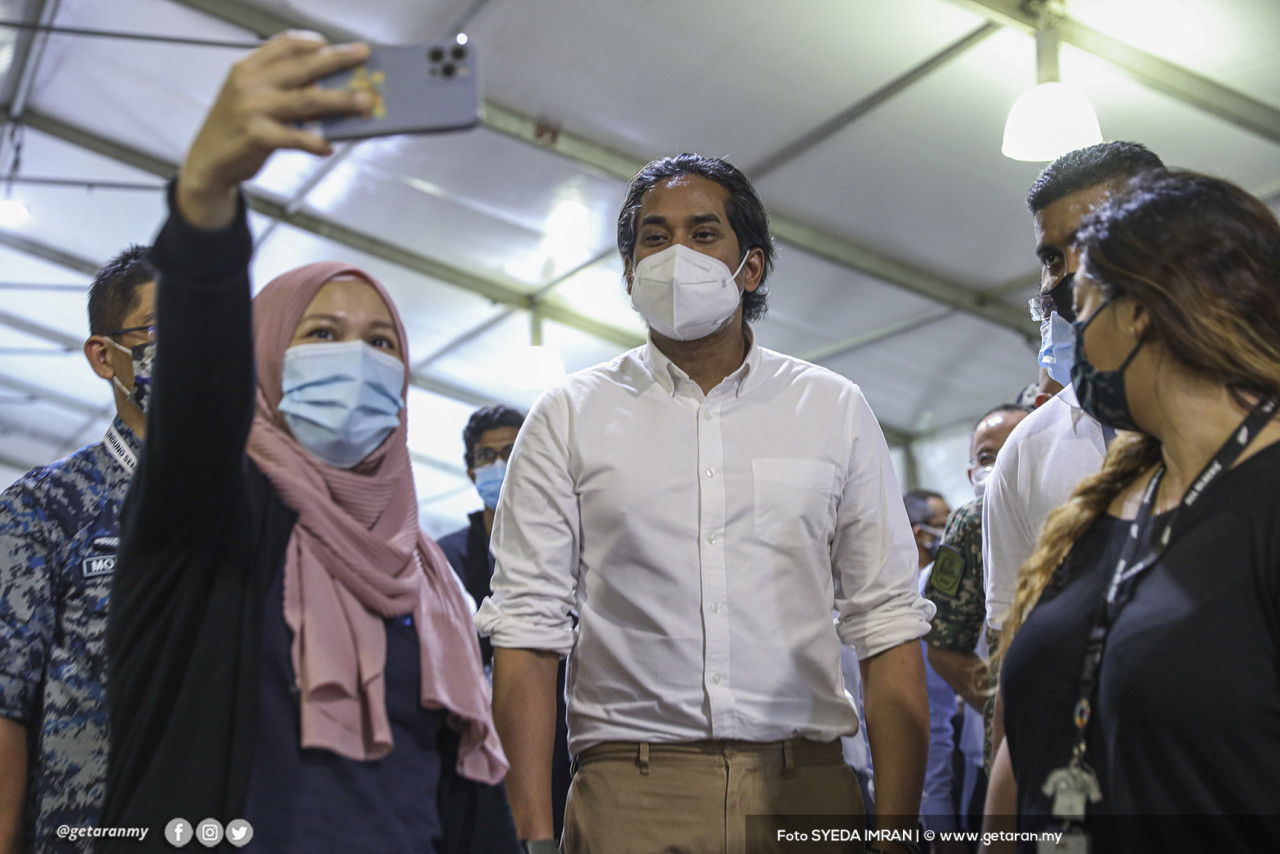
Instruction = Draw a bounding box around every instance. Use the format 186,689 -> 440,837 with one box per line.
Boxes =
165,818 -> 193,847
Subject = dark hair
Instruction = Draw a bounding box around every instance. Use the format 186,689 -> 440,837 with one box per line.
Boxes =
87,245 -> 156,335
903,489 -> 946,527
616,153 -> 776,323
462,404 -> 526,468
1078,169 -> 1280,406
1026,141 -> 1165,214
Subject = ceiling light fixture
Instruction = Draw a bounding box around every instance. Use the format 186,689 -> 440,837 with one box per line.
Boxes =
1001,0 -> 1102,162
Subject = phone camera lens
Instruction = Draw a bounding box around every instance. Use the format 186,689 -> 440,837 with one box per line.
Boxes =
451,45 -> 467,60
441,62 -> 456,77
428,46 -> 444,62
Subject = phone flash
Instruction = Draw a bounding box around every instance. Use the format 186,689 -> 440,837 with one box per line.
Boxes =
456,33 -> 469,45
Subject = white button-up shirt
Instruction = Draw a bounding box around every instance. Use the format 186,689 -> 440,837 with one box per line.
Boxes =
982,384 -> 1107,630
476,337 -> 933,752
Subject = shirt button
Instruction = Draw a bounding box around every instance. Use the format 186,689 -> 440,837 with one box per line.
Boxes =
709,601 -> 720,613
707,534 -> 718,545
703,409 -> 713,420
712,674 -> 724,685
705,466 -> 715,478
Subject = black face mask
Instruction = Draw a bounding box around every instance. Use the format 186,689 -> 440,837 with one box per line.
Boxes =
1070,299 -> 1146,431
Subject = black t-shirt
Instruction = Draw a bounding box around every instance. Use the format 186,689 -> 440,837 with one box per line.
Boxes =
1003,442 -> 1280,852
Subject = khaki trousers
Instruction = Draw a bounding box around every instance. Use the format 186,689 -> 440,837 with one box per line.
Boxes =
561,739 -> 865,854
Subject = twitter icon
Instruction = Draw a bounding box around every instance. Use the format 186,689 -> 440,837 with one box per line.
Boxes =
225,820 -> 254,848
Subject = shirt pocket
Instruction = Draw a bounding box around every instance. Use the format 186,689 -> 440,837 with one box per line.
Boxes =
752,457 -> 838,550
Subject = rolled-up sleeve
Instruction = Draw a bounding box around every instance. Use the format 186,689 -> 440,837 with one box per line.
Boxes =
475,385 -> 579,656
830,388 -> 934,659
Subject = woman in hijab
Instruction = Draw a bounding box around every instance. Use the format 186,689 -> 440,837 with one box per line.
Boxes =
99,34 -> 515,852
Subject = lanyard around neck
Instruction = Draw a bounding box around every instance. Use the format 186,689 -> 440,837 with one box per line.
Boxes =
1067,396 -> 1278,758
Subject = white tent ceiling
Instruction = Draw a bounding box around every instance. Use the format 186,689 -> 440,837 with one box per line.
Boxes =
0,0 -> 1278,531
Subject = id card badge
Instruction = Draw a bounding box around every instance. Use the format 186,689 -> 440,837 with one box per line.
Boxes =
1039,828 -> 1089,854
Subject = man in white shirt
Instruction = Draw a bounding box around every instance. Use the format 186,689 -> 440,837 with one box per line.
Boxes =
478,153 -> 932,854
983,141 -> 1166,635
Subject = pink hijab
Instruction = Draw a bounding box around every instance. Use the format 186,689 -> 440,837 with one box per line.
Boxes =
246,261 -> 506,784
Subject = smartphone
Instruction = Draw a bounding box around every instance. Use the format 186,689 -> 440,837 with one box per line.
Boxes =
312,40 -> 481,141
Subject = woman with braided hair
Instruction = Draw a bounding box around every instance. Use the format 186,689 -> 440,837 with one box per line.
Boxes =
989,170 -> 1280,853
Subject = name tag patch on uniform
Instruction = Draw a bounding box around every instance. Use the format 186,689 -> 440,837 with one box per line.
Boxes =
928,544 -> 964,598
82,555 -> 117,578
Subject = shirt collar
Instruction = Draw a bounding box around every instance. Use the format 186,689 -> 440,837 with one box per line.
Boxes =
102,415 -> 142,475
108,415 -> 141,448
1057,383 -> 1088,430
1059,383 -> 1081,409
640,327 -> 760,399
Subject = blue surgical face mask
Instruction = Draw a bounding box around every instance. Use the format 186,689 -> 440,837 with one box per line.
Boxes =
279,340 -> 406,468
1037,311 -> 1076,387
473,459 -> 506,509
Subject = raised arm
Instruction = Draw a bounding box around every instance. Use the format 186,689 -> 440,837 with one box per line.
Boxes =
125,35 -> 370,547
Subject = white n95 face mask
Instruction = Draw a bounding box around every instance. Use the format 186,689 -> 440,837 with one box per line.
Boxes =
279,340 -> 406,468
630,244 -> 749,341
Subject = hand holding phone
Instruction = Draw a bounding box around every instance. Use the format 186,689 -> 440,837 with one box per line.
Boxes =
312,38 -> 482,141
178,33 -> 371,230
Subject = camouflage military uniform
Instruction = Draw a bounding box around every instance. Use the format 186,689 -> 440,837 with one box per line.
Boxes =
0,418 -> 140,851
922,495 -> 1000,768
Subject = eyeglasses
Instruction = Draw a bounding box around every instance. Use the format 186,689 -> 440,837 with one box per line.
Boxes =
1027,273 -> 1076,323
473,443 -> 516,466
102,323 -> 157,342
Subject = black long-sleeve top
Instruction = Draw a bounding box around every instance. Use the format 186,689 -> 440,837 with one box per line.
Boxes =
101,190 -> 517,852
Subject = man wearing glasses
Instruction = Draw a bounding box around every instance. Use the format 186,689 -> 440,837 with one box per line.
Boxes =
982,142 -> 1165,642
440,403 -> 527,640
0,246 -> 154,852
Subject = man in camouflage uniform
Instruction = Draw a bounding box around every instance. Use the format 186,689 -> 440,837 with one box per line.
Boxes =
923,403 -> 1028,770
0,246 -> 155,852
